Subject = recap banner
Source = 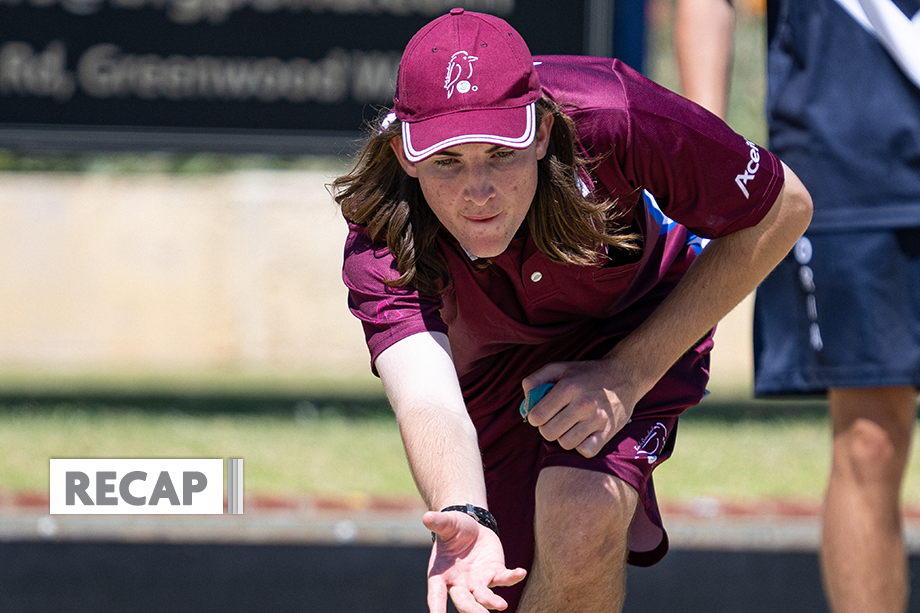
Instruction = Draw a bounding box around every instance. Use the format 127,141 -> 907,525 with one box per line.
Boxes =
49,458 -> 243,514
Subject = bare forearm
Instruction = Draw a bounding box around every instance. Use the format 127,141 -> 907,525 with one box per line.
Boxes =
605,163 -> 813,402
395,400 -> 488,510
675,0 -> 735,119
376,332 -> 489,511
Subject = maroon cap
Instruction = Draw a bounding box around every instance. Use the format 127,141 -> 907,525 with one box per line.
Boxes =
394,8 -> 542,162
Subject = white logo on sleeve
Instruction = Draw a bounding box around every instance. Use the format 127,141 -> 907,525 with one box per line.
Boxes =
735,138 -> 762,199
445,51 -> 478,99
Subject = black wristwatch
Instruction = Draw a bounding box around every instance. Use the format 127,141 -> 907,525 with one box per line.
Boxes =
431,504 -> 500,542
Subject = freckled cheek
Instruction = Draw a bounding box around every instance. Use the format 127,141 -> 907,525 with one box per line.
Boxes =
423,183 -> 461,223
501,176 -> 525,198
425,190 -> 458,225
507,173 -> 538,210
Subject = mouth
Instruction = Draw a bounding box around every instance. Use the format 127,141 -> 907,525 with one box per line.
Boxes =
463,212 -> 501,222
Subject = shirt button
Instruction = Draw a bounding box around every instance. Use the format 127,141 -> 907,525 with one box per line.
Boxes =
530,271 -> 543,282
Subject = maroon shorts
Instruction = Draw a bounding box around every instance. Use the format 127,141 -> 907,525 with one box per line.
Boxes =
476,346 -> 709,610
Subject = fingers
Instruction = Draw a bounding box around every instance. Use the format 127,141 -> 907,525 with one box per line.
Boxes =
524,384 -> 564,427
553,413 -> 607,454
490,567 -> 528,588
522,362 -> 568,394
523,365 -> 608,428
424,511 -> 526,613
427,576 -> 449,613
422,510 -> 451,536
535,392 -> 607,440
448,585 -> 509,613
574,429 -> 609,458
423,509 -> 468,545
428,566 -> 524,613
471,586 -> 510,611
430,578 -> 523,613
522,369 -> 622,455
542,419 -> 607,458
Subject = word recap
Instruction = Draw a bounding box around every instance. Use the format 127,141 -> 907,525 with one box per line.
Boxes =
50,459 -> 224,514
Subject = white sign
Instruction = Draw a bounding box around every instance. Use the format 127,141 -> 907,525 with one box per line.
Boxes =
50,459 -> 224,514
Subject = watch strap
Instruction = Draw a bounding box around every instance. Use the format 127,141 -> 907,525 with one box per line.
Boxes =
431,504 -> 500,542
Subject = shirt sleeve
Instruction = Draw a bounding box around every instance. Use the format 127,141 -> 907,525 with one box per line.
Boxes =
342,221 -> 449,374
535,56 -> 785,239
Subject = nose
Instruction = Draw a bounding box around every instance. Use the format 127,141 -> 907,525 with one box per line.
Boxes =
463,163 -> 496,207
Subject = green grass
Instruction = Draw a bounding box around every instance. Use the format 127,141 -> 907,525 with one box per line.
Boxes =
656,415 -> 837,502
660,398 -> 920,505
5,398 -> 920,506
0,402 -> 416,499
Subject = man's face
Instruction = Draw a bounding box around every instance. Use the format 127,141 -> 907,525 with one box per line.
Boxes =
392,114 -> 553,259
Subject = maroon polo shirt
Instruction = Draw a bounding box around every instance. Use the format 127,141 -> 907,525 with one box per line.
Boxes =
343,56 -> 783,439
341,56 -> 785,583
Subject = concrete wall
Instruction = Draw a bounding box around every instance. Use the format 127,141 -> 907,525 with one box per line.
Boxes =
0,171 -> 754,393
0,170 -> 376,389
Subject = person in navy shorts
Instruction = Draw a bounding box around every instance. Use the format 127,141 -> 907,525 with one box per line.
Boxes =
333,9 -> 812,612
676,1 -> 920,611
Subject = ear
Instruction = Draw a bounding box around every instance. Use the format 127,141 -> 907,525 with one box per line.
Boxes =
389,137 -> 420,178
534,112 -> 554,161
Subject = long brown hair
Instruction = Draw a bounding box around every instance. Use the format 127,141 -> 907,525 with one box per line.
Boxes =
331,97 -> 638,295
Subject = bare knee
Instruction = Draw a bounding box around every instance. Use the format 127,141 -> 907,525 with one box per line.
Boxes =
533,467 -> 638,576
517,468 -> 637,611
834,418 -> 904,486
829,387 -> 916,488
839,418 -> 898,464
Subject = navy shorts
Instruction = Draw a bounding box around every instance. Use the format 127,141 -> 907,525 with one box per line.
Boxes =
754,228 -> 920,395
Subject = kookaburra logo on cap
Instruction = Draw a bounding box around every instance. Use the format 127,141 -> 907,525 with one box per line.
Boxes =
445,51 -> 479,99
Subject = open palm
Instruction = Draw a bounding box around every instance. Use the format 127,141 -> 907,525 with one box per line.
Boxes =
424,510 -> 527,613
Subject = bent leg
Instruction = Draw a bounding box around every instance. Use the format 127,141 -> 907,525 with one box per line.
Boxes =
517,466 -> 638,613
822,386 -> 917,613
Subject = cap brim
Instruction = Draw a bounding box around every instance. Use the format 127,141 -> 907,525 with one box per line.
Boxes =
401,103 -> 536,163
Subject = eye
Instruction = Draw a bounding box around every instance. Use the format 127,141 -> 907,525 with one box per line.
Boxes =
494,149 -> 517,160
432,157 -> 458,167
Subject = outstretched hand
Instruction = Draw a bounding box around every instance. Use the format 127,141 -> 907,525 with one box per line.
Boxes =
424,510 -> 527,613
